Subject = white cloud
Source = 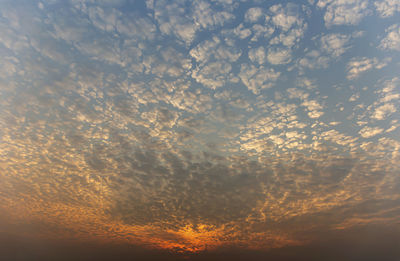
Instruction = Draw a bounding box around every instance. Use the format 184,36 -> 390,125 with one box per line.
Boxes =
153,1 -> 198,45
190,37 -> 219,63
317,0 -> 371,27
193,1 -> 234,30
298,50 -> 330,71
321,129 -> 358,146
359,126 -> 384,138
297,77 -> 317,90
320,33 -> 351,57
87,6 -> 119,33
372,103 -> 397,120
0,56 -> 19,79
148,47 -> 191,78
380,93 -> 400,103
381,77 -> 399,93
266,3 -> 306,48
190,36 -> 241,89
301,100 -> 324,119
245,7 -> 264,23
232,24 -> 252,39
348,93 -> 360,102
380,24 -> 400,51
270,27 -> 306,47
150,0 -> 236,45
287,88 -> 309,100
0,23 -> 29,52
297,33 -> 352,73
307,110 -> 324,119
117,16 -> 156,41
190,37 -> 241,64
79,4 -> 156,42
191,61 -> 232,89
346,57 -> 390,80
267,48 -> 292,65
269,4 -> 300,32
248,46 -> 266,65
239,64 -> 280,94
386,124 -> 398,133
375,0 -> 400,17
170,89 -> 213,113
51,13 -> 128,66
250,24 -> 275,42
30,35 -> 69,62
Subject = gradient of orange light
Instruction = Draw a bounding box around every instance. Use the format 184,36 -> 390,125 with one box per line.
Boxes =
0,196 -> 302,253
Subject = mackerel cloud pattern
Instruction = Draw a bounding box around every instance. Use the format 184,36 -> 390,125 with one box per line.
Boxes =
0,0 -> 399,252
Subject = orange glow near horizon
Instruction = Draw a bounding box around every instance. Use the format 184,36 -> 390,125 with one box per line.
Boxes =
0,195 -> 305,253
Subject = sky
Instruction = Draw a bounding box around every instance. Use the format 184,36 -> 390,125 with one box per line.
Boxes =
0,0 -> 400,260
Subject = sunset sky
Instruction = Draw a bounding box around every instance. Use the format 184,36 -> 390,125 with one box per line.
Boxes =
0,0 -> 400,260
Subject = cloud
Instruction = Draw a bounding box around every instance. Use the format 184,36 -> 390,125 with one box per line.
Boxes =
0,56 -> 18,78
248,46 -> 266,65
379,24 -> 400,51
287,88 -> 309,100
191,61 -> 232,89
298,50 -> 330,71
0,7 -> 39,53
238,64 -> 280,94
320,33 -> 351,57
267,48 -> 292,65
366,77 -> 400,121
148,0 -> 235,46
152,0 -> 198,45
244,7 -> 264,23
372,103 -> 397,120
190,36 -> 241,89
375,0 -> 400,17
267,3 -> 306,48
270,27 -> 306,48
297,33 -> 352,72
190,36 -> 241,64
349,92 -> 360,102
250,24 -> 275,42
169,89 -> 213,114
193,0 -> 234,30
49,7 -> 133,67
86,6 -> 120,33
346,57 -> 390,80
269,3 -> 301,32
302,100 -> 324,119
321,129 -> 358,147
317,0 -> 371,27
232,23 -> 252,39
148,47 -> 192,78
359,126 -> 384,138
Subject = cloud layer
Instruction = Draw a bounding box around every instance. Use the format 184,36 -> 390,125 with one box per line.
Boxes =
0,0 -> 399,255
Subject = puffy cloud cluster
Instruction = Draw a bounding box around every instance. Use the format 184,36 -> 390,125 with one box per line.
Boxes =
190,36 -> 241,89
239,64 -> 280,94
375,0 -> 400,18
370,77 -> 400,121
346,57 -> 390,79
359,126 -> 384,138
320,33 -> 351,57
380,24 -> 400,51
317,0 -> 371,27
